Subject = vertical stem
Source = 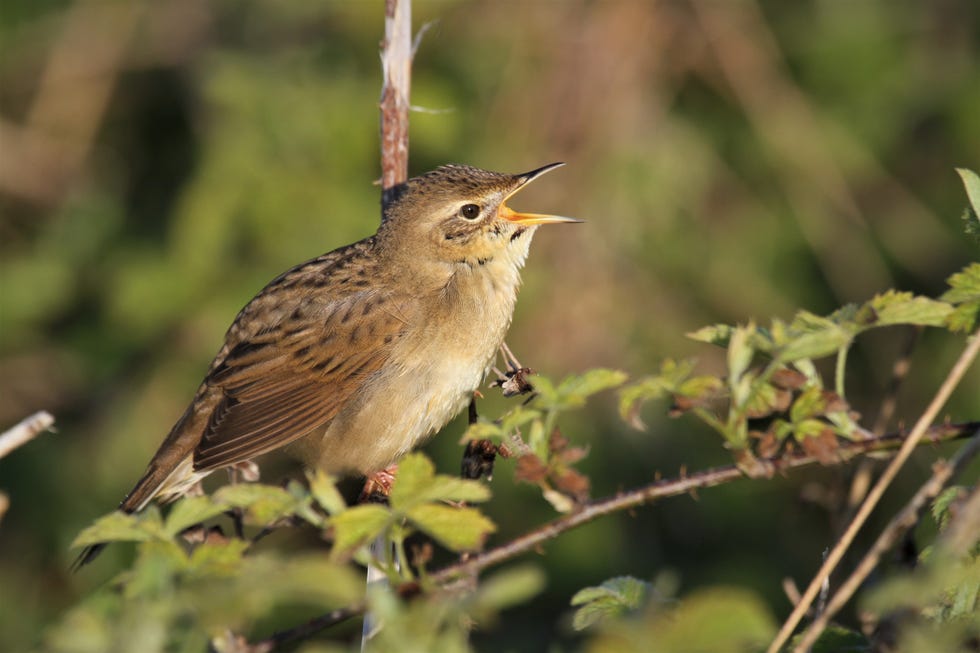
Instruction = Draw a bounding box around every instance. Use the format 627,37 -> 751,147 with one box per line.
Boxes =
380,0 -> 412,209
365,1 -> 413,648
834,345 -> 848,398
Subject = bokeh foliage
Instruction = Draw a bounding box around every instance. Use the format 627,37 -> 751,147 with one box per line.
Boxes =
1,0 -> 978,651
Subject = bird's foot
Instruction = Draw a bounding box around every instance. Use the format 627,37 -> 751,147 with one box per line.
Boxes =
461,439 -> 499,480
359,464 -> 398,504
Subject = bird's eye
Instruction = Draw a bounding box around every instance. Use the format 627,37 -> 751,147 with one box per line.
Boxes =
459,203 -> 481,220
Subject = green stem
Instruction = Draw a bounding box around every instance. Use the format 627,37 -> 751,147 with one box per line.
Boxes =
835,345 -> 848,398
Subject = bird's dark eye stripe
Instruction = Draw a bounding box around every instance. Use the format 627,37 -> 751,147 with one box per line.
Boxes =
460,203 -> 481,220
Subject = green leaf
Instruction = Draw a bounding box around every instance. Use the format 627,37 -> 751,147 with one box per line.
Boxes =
468,565 -> 546,618
186,539 -> 250,578
687,323 -> 735,347
329,504 -> 391,554
538,369 -> 628,410
941,263 -> 980,332
461,419 -> 507,442
956,168 -> 980,220
931,486 -> 964,530
946,303 -> 980,333
528,417 -> 548,461
743,381 -> 781,418
941,263 -> 980,302
556,369 -> 628,402
307,469 -> 347,516
618,359 -> 698,428
125,538 -> 189,599
406,503 -> 495,552
72,507 -> 167,548
790,625 -> 869,653
727,324 -> 755,385
677,375 -> 724,399
165,495 -> 231,537
244,554 -> 364,608
213,483 -> 306,525
864,291 -> 953,328
793,418 -> 827,440
790,386 -> 826,422
571,576 -> 650,631
654,587 -> 776,651
389,453 -> 491,512
777,325 -> 851,362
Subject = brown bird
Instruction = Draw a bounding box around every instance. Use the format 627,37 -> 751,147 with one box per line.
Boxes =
76,162 -> 576,566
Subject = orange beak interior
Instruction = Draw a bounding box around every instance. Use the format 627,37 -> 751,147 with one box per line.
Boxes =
498,204 -> 581,226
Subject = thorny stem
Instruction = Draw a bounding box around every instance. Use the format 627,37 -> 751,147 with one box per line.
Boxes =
834,345 -> 848,398
0,410 -> 55,459
246,421 -> 977,652
366,2 -> 413,649
792,430 -> 980,653
768,327 -> 980,653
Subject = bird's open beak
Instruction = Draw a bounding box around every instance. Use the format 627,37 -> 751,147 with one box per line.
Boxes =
499,162 -> 582,226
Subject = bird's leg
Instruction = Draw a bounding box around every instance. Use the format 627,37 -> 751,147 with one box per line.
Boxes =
359,464 -> 399,504
459,395 -> 515,481
462,396 -> 499,480
499,340 -> 523,371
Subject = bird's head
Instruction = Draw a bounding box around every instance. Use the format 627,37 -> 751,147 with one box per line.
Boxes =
379,163 -> 578,270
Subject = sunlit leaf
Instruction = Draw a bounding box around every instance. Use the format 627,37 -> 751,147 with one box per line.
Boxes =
864,291 -> 952,328
186,539 -> 249,578
541,488 -> 576,513
307,469 -> 347,516
165,496 -> 230,537
330,504 -> 391,554
389,453 -> 490,511
556,369 -> 628,403
687,323 -> 735,346
790,386 -> 827,422
213,483 -> 306,525
406,503 -> 495,552
941,263 -> 980,332
571,576 -> 650,630
618,359 -> 698,429
536,369 -> 628,410
777,327 -> 851,362
72,507 -> 167,548
727,324 -> 755,385
956,168 -> 980,212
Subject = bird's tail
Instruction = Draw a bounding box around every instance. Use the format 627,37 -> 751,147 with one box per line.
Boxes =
71,456 -> 204,570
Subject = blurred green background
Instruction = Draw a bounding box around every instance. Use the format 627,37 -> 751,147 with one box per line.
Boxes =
1,0 -> 978,650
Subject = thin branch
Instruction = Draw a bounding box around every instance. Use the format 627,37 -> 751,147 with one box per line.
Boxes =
0,410 -> 55,459
428,422 -> 976,587
792,431 -> 980,652
245,421 -> 977,651
366,1 -> 414,648
871,326 -> 921,436
379,0 -> 412,208
768,328 -> 980,653
245,607 -> 364,653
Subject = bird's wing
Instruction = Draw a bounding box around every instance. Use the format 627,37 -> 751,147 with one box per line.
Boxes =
192,289 -> 413,471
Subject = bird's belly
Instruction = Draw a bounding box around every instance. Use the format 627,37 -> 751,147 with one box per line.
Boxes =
306,323 -> 508,475
298,265 -> 520,476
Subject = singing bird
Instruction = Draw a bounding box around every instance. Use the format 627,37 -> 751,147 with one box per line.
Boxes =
76,162 -> 577,566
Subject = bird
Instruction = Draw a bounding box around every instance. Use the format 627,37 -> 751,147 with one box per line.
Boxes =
75,162 -> 577,567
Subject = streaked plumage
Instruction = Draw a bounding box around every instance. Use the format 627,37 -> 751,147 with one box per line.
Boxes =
76,163 -> 574,566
